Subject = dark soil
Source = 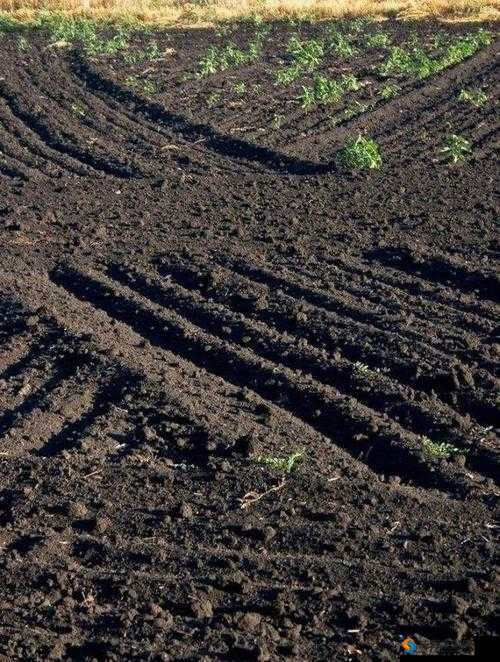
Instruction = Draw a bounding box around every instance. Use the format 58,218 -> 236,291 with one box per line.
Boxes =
0,18 -> 498,661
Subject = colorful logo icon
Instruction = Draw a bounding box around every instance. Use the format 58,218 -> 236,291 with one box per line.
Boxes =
401,637 -> 417,655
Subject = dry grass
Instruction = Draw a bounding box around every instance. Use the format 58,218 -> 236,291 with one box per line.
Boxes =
0,0 -> 498,25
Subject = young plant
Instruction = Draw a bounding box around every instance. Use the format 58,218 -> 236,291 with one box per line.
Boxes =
379,83 -> 401,99
365,31 -> 391,48
198,45 -> 219,76
299,72 -> 362,111
421,437 -> 464,459
124,40 -> 162,64
206,91 -> 221,108
288,35 -> 325,71
197,30 -> 266,78
71,101 -> 86,116
234,81 -> 246,95
315,75 -> 344,103
298,85 -> 316,110
336,134 -> 381,170
348,17 -> 373,34
441,134 -> 471,163
272,113 -> 285,129
344,100 -> 369,119
256,450 -> 304,474
458,88 -> 488,107
17,35 -> 28,50
340,73 -> 361,91
275,63 -> 302,86
329,30 -> 358,58
380,29 -> 492,80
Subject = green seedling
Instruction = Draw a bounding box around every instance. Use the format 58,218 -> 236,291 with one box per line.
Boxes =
17,35 -> 28,50
315,75 -> 344,102
348,17 -> 373,34
329,30 -> 358,58
256,450 -> 304,474
299,72 -> 362,110
275,63 -> 302,86
340,73 -> 361,91
298,85 -> 316,110
272,113 -> 285,129
71,101 -> 86,116
379,83 -> 401,99
429,31 -> 449,49
206,91 -> 221,108
336,134 -> 381,170
288,35 -> 325,70
354,361 -> 381,375
458,88 -> 488,107
379,29 -> 492,80
198,27 -> 267,77
421,437 -> 464,459
365,31 -> 391,48
234,81 -> 246,95
215,23 -> 231,38
275,35 -> 328,86
344,100 -> 369,119
441,134 -> 471,163
124,75 -> 157,95
124,40 -> 162,64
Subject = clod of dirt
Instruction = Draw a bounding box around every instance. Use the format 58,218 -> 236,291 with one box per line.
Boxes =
236,612 -> 262,632
190,597 -> 213,620
175,502 -> 194,520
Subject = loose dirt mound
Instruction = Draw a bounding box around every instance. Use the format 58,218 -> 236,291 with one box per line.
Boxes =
0,19 -> 498,660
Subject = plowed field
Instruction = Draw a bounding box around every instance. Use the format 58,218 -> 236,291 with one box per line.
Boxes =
0,18 -> 498,660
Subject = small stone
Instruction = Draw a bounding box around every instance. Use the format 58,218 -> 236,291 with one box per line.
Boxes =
67,501 -> 88,519
263,526 -> 277,542
141,426 -> 159,443
237,612 -> 262,632
190,597 -> 213,620
176,502 -> 193,520
449,596 -> 468,615
147,602 -> 163,617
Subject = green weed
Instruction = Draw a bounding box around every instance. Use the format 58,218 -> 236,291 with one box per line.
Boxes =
421,437 -> 464,459
458,88 -> 488,107
379,83 -> 401,99
272,113 -> 285,129
71,101 -> 86,116
17,35 -> 28,50
256,450 -> 304,474
288,35 -> 325,70
441,134 -> 471,163
344,100 -> 369,119
198,27 -> 267,77
206,91 -> 222,108
233,81 -> 246,95
336,134 -> 381,170
124,75 -> 157,95
298,72 -> 362,110
328,30 -> 358,58
365,31 -> 391,48
379,29 -> 492,80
